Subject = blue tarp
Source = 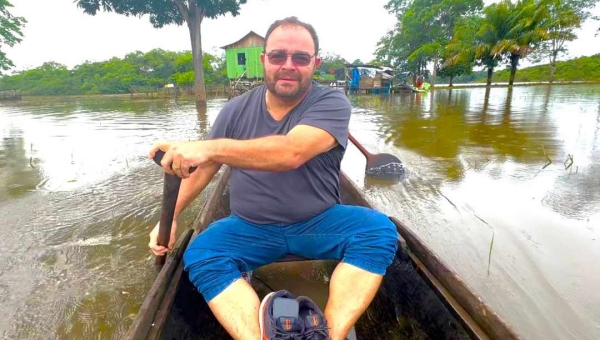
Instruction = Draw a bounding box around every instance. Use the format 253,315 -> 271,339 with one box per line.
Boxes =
350,68 -> 360,88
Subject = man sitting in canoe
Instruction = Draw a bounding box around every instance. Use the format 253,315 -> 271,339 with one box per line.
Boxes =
148,16 -> 398,340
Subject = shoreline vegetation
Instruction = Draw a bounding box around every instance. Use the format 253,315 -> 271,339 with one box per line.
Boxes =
1,51 -> 599,99
1,0 -> 599,100
374,0 -> 600,88
435,79 -> 600,89
10,79 -> 600,102
0,49 -> 230,98
435,54 -> 600,86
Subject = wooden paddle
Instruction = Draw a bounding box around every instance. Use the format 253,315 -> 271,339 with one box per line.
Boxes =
151,150 -> 196,268
348,132 -> 405,179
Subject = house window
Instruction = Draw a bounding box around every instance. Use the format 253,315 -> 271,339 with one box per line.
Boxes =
237,53 -> 246,65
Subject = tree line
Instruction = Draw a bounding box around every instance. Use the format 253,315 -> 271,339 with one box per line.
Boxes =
0,49 -> 228,96
0,48 -> 367,96
3,0 -> 598,97
489,53 -> 600,82
74,0 -> 252,105
375,0 -> 600,86
0,0 -> 25,73
3,43 -> 597,97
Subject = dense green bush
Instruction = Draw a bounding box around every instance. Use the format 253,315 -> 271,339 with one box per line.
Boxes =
0,49 -> 228,95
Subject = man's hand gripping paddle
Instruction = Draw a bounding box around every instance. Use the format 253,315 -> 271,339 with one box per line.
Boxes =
151,150 -> 197,268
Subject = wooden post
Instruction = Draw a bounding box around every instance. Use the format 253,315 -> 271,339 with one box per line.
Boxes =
344,66 -> 348,96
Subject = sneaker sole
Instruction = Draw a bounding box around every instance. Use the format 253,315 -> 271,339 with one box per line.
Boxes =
258,291 -> 276,340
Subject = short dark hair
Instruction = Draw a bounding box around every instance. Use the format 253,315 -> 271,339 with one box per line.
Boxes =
264,16 -> 319,55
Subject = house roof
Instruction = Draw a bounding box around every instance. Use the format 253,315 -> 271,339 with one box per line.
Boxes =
220,31 -> 265,49
344,64 -> 394,70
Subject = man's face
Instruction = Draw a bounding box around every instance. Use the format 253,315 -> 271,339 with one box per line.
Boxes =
261,25 -> 321,101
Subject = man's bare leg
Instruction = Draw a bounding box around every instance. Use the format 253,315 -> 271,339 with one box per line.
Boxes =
207,278 -> 262,340
324,262 -> 383,340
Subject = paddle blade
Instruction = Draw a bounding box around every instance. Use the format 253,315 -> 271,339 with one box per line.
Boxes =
366,153 -> 405,179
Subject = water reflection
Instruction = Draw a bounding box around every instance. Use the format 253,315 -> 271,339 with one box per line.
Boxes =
382,87 -> 566,184
344,85 -> 600,340
0,128 -> 43,200
0,96 -> 221,340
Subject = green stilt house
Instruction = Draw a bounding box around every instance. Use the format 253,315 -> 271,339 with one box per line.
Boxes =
221,31 -> 265,82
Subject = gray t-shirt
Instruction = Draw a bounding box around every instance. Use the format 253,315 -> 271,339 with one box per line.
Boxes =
207,81 -> 352,225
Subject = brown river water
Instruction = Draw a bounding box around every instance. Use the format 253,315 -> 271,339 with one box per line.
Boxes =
0,85 -> 599,340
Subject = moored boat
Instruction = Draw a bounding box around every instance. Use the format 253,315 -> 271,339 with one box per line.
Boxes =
393,82 -> 430,93
125,166 -> 520,340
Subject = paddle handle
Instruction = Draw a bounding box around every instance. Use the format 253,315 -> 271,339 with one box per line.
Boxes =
151,150 -> 197,267
151,150 -> 198,175
348,132 -> 372,159
155,174 -> 180,266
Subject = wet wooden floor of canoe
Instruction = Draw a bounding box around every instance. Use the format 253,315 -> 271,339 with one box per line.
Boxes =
158,257 -> 470,339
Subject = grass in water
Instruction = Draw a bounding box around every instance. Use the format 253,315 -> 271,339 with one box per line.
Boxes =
541,145 -> 552,169
487,230 -> 495,276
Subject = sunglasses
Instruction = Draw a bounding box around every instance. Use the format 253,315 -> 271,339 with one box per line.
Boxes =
266,51 -> 315,67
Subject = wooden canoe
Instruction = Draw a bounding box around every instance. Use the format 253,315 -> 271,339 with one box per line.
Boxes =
126,167 -> 521,340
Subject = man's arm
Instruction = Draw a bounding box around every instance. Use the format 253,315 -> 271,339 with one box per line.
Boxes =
174,161 -> 222,218
151,91 -> 350,177
207,124 -> 338,171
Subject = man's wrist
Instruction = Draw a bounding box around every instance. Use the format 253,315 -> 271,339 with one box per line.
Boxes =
203,139 -> 219,163
200,140 -> 216,162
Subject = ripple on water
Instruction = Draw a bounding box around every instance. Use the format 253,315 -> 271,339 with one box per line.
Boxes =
1,97 -> 213,339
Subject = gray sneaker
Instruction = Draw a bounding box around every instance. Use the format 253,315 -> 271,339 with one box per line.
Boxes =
259,290 -> 305,339
296,296 -> 330,340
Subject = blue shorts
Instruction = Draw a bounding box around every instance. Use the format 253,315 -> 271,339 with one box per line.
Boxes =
182,204 -> 399,302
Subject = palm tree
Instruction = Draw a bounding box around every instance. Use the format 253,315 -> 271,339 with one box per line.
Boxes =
446,15 -> 504,86
489,0 -> 549,85
530,0 -> 582,82
446,0 -> 549,86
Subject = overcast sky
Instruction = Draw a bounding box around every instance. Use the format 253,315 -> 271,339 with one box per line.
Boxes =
4,0 -> 600,73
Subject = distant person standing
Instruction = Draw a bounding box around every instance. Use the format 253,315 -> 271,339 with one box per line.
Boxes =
416,74 -> 424,89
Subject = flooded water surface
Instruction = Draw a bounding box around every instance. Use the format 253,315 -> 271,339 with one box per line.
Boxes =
0,85 -> 599,340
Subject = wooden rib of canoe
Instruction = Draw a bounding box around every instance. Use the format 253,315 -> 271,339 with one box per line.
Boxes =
126,167 -> 521,340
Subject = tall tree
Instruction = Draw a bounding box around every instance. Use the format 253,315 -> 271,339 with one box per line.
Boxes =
75,0 -> 250,105
438,51 -> 474,86
0,0 -> 26,74
494,0 -> 549,86
529,0 -> 599,82
375,23 -> 421,73
317,52 -> 347,74
0,48 -> 226,96
446,15 -> 503,86
446,0 -> 549,86
377,0 -> 483,86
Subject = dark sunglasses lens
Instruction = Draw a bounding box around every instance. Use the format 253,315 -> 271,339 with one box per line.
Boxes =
268,53 -> 287,65
268,52 -> 312,66
292,54 -> 311,66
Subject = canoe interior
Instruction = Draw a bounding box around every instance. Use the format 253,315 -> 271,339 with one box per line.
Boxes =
153,171 -> 472,340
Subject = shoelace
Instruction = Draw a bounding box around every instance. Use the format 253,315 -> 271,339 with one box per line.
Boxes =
303,324 -> 330,340
272,329 -> 304,340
